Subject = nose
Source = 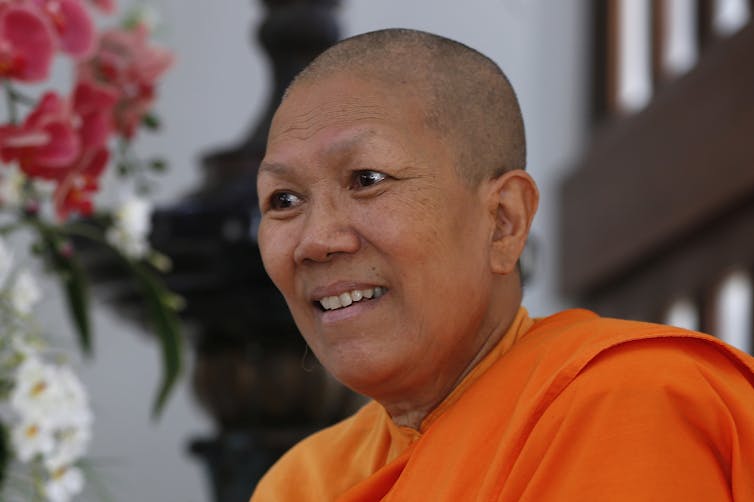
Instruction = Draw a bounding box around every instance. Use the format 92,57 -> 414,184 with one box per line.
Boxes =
293,197 -> 361,264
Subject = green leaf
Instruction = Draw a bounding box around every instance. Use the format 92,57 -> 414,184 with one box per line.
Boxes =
121,259 -> 182,419
34,223 -> 92,355
0,222 -> 23,235
60,254 -> 92,355
29,241 -> 45,255
116,162 -> 131,177
149,158 -> 167,172
0,421 -> 8,487
141,113 -> 161,130
60,222 -> 183,418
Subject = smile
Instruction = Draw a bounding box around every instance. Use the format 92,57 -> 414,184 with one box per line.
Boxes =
317,287 -> 387,311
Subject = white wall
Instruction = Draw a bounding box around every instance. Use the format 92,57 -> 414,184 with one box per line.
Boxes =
27,1 -> 590,500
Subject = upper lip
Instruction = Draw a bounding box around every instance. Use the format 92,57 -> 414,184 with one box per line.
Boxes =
309,281 -> 385,301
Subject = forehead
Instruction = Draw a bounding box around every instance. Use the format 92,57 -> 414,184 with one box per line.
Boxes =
268,75 -> 427,149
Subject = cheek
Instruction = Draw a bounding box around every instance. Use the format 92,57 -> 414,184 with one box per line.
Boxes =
258,222 -> 295,288
358,190 -> 444,251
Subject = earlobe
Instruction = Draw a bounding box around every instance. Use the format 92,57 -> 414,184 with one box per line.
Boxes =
487,170 -> 539,275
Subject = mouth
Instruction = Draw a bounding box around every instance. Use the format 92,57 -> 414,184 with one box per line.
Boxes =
314,286 -> 387,312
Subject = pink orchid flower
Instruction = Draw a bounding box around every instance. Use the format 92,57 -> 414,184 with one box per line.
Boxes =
0,81 -> 118,219
0,92 -> 80,180
79,24 -> 173,138
48,79 -> 118,219
72,78 -> 118,150
53,145 -> 108,219
0,2 -> 56,82
88,0 -> 116,14
32,0 -> 96,58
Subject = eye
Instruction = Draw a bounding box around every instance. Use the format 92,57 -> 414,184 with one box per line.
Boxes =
268,191 -> 302,211
352,170 -> 387,189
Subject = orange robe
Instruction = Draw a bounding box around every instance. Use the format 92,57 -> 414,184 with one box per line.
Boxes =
250,308 -> 754,501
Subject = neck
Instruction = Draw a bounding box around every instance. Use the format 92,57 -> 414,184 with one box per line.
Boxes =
383,300 -> 521,430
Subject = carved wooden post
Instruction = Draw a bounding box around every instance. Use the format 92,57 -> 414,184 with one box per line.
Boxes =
149,1 -> 358,500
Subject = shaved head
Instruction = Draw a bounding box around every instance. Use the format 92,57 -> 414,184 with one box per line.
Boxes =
260,29 -> 539,417
285,28 -> 526,186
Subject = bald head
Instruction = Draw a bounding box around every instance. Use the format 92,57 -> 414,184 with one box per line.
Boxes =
286,28 -> 526,185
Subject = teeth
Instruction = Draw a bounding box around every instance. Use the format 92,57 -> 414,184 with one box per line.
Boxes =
318,287 -> 386,311
339,292 -> 353,307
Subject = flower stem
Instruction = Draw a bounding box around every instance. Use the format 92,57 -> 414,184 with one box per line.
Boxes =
3,80 -> 18,125
0,222 -> 23,235
8,88 -> 35,106
3,80 -> 36,125
60,221 -> 106,244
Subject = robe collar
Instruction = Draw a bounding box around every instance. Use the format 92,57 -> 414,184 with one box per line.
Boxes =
382,306 -> 534,443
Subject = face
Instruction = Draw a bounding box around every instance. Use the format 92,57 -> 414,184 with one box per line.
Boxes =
257,74 -> 500,402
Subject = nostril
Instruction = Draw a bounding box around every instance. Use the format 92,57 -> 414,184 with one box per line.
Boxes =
294,239 -> 333,264
293,221 -> 362,265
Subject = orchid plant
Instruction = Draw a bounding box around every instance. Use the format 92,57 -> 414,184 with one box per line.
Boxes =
0,0 -> 181,500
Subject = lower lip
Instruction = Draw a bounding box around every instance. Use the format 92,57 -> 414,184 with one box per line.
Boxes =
317,293 -> 386,324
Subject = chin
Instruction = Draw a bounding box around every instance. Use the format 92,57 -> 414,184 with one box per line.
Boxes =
322,352 -> 406,398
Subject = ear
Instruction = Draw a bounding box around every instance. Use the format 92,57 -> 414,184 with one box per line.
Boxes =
485,170 -> 539,275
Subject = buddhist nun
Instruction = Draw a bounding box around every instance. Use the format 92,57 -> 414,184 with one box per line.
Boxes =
252,28 -> 754,501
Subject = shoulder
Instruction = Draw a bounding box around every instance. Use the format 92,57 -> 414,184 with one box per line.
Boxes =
546,334 -> 754,439
510,328 -> 754,500
574,334 -> 754,397
553,312 -> 754,400
520,311 -> 754,428
575,316 -> 754,389
526,310 -> 754,385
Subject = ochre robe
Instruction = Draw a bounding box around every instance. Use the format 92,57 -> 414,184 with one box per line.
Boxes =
250,308 -> 754,501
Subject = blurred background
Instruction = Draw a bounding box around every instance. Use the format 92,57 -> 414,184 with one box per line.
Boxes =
27,0 -> 753,500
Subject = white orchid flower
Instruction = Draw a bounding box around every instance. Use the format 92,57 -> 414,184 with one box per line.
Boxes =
11,335 -> 40,360
0,163 -> 25,209
11,357 -> 92,428
11,419 -> 56,462
44,465 -> 85,502
10,270 -> 42,315
44,425 -> 91,473
106,194 -> 153,259
10,356 -> 60,424
53,366 -> 94,429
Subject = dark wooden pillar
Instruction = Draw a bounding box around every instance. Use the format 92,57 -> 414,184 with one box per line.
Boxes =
148,2 -> 361,500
